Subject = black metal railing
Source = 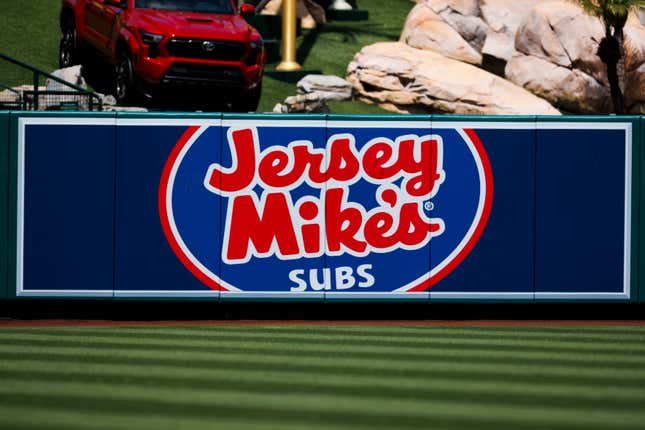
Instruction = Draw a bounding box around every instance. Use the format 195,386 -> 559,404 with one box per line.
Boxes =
0,52 -> 102,111
0,82 -> 23,109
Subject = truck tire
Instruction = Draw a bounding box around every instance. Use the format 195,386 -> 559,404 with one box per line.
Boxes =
59,22 -> 78,68
233,82 -> 262,113
115,51 -> 136,105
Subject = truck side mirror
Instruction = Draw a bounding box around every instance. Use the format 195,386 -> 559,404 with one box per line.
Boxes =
240,3 -> 256,16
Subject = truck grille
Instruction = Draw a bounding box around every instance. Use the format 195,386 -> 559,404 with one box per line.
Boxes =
166,38 -> 246,61
163,63 -> 243,86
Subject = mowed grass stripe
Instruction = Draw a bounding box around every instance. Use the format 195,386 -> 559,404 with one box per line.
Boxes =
3,350 -> 642,394
1,378 -> 644,430
119,323 -> 645,340
8,321 -> 645,337
5,329 -> 645,360
6,325 -> 645,353
1,358 -> 643,412
1,326 -> 644,430
181,324 -> 645,344
108,323 -> 645,336
4,328 -> 645,356
1,335 -> 643,370
0,405 -> 340,430
162,321 -> 645,336
2,345 -> 645,389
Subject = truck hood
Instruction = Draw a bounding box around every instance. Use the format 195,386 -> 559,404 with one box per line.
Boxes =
134,9 -> 249,41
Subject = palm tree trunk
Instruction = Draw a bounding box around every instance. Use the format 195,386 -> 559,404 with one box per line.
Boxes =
598,34 -> 625,114
607,58 -> 624,114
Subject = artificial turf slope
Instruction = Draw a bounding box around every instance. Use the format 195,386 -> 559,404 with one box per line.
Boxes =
0,324 -> 644,430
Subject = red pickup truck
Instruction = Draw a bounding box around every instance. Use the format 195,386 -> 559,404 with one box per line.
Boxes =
59,0 -> 265,111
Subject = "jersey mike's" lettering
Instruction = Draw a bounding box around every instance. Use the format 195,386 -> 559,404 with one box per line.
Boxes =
204,128 -> 446,264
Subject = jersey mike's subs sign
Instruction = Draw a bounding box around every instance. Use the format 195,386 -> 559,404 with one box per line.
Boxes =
12,116 -> 636,300
159,121 -> 493,295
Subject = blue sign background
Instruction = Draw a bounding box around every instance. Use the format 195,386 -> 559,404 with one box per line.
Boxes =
115,125 -> 210,293
429,127 -> 534,295
535,129 -> 626,294
10,115 -> 636,301
22,123 -> 114,295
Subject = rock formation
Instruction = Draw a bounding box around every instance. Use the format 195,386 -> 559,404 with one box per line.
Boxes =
351,0 -> 644,114
505,1 -> 611,113
400,0 -> 486,65
274,74 -> 353,113
297,74 -> 354,101
347,42 -> 560,115
401,0 -> 553,73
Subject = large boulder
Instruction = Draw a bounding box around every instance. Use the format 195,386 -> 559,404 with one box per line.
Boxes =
297,74 -> 354,101
43,65 -> 90,110
507,1 -> 645,114
513,1 -> 606,84
506,2 -> 611,113
400,0 -> 552,73
347,41 -> 560,115
479,0 -> 550,67
400,0 -> 487,65
506,54 -> 611,113
47,65 -> 87,90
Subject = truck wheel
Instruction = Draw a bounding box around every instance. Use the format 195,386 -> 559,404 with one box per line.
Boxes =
59,24 -> 78,68
115,52 -> 135,105
233,83 -> 262,113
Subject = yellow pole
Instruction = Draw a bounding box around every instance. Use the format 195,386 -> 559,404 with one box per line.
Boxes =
276,0 -> 301,71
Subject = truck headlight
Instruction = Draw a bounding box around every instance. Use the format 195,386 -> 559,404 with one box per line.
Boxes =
138,29 -> 163,58
245,39 -> 264,66
138,29 -> 163,45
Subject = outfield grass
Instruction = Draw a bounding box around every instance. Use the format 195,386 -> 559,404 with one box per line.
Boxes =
0,0 -> 412,113
1,324 -> 645,429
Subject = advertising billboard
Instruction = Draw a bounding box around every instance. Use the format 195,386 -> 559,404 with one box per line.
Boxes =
6,113 -> 640,301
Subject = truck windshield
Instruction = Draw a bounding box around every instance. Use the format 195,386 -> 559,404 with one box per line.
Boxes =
135,0 -> 234,14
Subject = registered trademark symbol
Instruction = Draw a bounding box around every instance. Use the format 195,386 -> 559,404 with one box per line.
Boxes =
424,201 -> 434,211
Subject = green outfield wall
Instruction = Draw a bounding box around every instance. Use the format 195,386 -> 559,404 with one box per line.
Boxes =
1,112 -> 7,301
0,112 -> 644,303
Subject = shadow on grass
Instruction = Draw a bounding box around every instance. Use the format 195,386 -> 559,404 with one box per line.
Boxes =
318,23 -> 401,43
296,27 -> 320,65
294,23 -> 399,67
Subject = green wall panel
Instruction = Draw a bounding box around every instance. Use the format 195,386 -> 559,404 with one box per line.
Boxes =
641,117 -> 645,303
7,113 -> 17,299
0,112 -> 8,300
